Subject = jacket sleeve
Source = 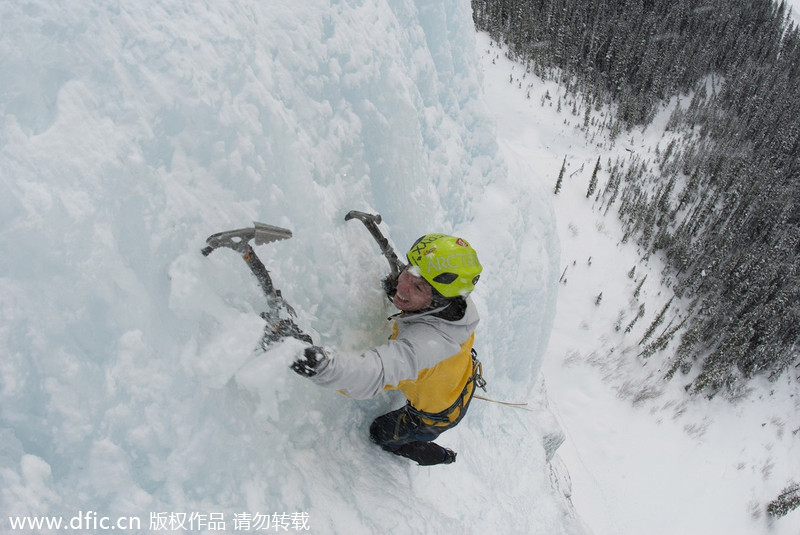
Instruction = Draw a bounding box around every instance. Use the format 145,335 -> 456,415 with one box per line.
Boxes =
309,322 -> 460,399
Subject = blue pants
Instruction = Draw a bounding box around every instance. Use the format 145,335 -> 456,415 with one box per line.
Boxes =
369,406 -> 452,466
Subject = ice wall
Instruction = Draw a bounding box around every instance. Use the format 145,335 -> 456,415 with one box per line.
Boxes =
0,1 -> 574,533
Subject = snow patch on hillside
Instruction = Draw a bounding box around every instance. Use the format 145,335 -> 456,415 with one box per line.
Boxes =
474,31 -> 800,535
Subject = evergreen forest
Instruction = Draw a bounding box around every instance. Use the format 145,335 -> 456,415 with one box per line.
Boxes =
472,0 -> 800,397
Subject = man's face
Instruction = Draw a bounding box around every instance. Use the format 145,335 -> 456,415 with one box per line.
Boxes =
392,267 -> 433,312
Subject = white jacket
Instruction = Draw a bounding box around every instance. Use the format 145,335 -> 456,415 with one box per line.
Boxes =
310,297 -> 480,409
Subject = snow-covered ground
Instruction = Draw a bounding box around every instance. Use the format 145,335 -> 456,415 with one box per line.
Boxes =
474,29 -> 800,535
788,0 -> 800,23
1,1 -> 798,534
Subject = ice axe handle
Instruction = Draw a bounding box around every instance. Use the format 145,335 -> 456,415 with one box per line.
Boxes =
201,222 -> 293,306
344,211 -> 403,277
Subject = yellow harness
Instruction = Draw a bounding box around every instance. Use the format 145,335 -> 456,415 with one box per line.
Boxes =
384,325 -> 485,427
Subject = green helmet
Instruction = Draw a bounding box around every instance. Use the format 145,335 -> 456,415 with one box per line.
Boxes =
406,233 -> 482,298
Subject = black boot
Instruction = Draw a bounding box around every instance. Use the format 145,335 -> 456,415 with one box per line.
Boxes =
390,442 -> 456,466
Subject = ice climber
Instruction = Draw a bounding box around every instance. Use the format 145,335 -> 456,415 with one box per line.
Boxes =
290,233 -> 485,466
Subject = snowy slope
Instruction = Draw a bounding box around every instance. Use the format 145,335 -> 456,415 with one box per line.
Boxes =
473,27 -> 800,535
1,2 -> 580,534
789,0 -> 800,23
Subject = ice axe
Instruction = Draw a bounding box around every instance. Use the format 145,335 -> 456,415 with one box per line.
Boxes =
202,222 -> 291,298
202,222 -> 300,323
344,210 -> 404,278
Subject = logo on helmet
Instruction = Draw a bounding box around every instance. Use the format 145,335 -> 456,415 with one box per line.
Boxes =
406,233 -> 482,298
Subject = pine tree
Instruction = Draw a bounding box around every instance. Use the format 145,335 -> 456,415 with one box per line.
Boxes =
633,275 -> 646,298
554,156 -> 567,194
768,482 -> 800,518
640,298 -> 674,345
586,156 -> 600,198
625,304 -> 646,334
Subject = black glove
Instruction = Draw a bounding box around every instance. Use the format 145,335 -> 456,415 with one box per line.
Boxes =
290,346 -> 327,378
